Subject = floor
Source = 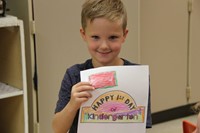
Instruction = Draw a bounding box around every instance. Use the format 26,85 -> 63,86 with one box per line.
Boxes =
146,114 -> 198,133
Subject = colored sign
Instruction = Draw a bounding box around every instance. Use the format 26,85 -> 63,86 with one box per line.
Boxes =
78,66 -> 149,133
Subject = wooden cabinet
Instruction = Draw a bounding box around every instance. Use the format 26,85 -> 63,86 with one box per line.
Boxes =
0,15 -> 28,133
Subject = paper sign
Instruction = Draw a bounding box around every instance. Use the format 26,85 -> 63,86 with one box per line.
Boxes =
78,66 -> 149,133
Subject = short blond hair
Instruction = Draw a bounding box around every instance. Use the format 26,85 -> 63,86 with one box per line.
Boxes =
81,0 -> 127,30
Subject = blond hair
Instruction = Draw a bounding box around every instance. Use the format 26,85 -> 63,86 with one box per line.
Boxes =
81,0 -> 127,31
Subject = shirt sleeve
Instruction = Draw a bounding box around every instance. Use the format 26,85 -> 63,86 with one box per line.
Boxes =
54,70 -> 73,113
146,85 -> 152,128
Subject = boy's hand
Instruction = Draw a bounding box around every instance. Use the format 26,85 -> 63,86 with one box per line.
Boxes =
69,82 -> 95,110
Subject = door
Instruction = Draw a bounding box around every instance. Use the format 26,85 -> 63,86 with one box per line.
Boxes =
140,0 -> 188,112
140,0 -> 200,113
190,0 -> 200,103
33,1 -> 140,133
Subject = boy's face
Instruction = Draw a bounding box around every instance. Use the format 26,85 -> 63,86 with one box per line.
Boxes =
80,18 -> 128,67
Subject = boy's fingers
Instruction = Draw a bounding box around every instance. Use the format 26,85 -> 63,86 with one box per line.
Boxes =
73,82 -> 95,92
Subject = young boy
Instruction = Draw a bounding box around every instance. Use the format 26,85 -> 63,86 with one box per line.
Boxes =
52,0 -> 152,133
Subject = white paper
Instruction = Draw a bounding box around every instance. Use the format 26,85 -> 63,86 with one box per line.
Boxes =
78,66 -> 149,133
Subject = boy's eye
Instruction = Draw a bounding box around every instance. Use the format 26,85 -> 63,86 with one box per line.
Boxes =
91,36 -> 100,40
109,36 -> 118,40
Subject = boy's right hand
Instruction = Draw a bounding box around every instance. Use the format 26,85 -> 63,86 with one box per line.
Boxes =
69,82 -> 95,110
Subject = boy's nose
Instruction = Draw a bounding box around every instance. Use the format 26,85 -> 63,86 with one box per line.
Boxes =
100,40 -> 109,49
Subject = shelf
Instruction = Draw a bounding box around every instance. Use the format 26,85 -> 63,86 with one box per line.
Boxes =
0,15 -> 19,28
0,82 -> 23,99
0,15 -> 28,133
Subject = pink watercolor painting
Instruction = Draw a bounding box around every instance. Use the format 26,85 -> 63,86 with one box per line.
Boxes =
89,71 -> 117,89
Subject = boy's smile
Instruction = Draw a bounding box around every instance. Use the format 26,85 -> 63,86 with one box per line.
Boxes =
80,18 -> 128,67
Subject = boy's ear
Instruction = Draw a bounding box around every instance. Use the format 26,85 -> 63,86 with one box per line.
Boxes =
80,28 -> 86,41
123,29 -> 129,38
122,29 -> 129,43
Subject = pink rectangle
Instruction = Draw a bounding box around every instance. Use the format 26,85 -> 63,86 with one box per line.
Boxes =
89,71 -> 117,89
